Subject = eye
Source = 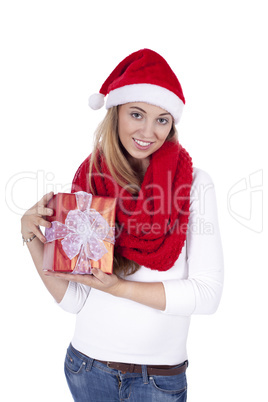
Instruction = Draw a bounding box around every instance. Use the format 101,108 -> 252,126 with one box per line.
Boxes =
157,117 -> 169,125
131,112 -> 143,120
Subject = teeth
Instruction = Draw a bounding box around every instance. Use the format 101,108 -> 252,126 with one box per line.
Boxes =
134,138 -> 151,146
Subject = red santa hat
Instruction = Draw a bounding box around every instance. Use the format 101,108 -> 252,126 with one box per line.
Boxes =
88,49 -> 185,124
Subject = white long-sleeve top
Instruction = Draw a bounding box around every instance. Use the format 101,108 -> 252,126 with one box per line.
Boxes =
58,168 -> 224,365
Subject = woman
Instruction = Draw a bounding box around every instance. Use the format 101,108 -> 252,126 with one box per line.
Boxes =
21,49 -> 224,401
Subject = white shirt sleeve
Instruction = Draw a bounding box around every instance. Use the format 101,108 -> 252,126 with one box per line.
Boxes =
58,281 -> 91,314
162,168 -> 224,316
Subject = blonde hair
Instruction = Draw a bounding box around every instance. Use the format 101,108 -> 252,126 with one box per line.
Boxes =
89,106 -> 178,275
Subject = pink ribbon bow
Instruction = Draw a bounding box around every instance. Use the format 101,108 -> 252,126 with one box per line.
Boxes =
45,191 -> 115,274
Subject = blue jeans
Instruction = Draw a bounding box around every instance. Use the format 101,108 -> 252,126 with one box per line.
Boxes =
64,344 -> 187,401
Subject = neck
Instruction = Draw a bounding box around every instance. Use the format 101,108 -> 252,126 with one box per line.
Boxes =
127,155 -> 150,178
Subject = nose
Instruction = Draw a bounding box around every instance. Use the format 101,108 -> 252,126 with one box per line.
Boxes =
140,120 -> 155,139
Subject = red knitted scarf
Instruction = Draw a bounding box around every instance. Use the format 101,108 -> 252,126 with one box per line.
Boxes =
72,141 -> 193,271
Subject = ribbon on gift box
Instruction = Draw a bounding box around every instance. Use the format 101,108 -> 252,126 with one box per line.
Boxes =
45,191 -> 115,274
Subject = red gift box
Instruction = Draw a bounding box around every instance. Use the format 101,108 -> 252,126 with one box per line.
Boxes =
42,192 -> 116,274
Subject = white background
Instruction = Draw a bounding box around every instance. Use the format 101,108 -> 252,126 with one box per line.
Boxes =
1,1 -> 267,401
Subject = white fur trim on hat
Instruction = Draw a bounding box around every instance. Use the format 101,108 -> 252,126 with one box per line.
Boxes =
105,84 -> 184,124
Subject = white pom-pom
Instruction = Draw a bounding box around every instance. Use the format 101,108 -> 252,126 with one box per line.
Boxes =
88,93 -> 105,110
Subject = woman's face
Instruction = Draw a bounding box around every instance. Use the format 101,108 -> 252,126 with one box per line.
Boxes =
118,102 -> 173,169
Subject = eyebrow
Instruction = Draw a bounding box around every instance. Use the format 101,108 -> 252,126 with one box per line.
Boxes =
129,106 -> 171,117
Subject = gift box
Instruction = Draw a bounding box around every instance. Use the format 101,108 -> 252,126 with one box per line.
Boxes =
42,191 -> 116,274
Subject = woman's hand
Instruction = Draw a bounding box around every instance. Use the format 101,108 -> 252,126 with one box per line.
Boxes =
21,192 -> 54,243
45,268 -> 123,297
45,268 -> 166,310
21,191 -> 70,303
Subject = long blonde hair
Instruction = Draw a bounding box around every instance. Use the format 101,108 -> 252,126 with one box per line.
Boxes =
89,106 -> 178,275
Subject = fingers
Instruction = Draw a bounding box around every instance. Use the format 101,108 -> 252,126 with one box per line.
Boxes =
44,271 -> 72,279
45,271 -> 95,286
45,270 -> 105,285
37,204 -> 54,217
34,226 -> 47,243
28,218 -> 51,243
37,192 -> 54,216
91,267 -> 107,282
44,270 -> 121,296
39,217 -> 52,228
27,214 -> 52,229
21,210 -> 52,243
22,192 -> 55,244
40,191 -> 54,206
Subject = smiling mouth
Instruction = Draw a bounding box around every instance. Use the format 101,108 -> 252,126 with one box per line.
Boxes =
133,138 -> 153,147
